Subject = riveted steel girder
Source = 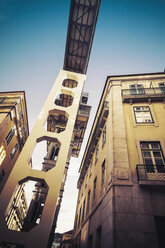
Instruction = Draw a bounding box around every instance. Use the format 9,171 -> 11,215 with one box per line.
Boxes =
63,0 -> 101,74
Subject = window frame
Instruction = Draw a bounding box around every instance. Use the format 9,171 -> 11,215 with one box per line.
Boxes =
95,143 -> 99,164
0,169 -> 5,183
89,158 -> 93,177
86,190 -> 90,215
140,141 -> 165,173
82,198 -> 86,223
130,84 -> 145,95
101,159 -> 106,187
131,105 -> 158,127
10,143 -> 18,160
78,207 -> 82,228
93,177 -> 97,201
102,124 -> 106,148
133,106 -> 154,124
5,127 -> 15,146
159,82 -> 165,93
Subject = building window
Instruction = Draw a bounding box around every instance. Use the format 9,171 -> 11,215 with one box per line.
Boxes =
140,142 -> 165,173
102,124 -> 106,147
82,199 -> 86,223
89,158 -> 93,177
78,207 -> 81,228
93,177 -> 97,201
130,84 -> 145,95
95,143 -> 99,164
133,106 -> 154,123
101,160 -> 106,187
0,145 -> 6,166
159,82 -> 165,93
81,182 -> 84,197
5,127 -> 15,146
74,214 -> 78,231
85,171 -> 88,188
96,226 -> 102,248
86,190 -> 90,215
0,169 -> 5,183
0,97 -> 6,103
10,144 -> 18,160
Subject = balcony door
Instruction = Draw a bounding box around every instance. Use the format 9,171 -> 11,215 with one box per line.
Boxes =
140,142 -> 165,173
130,84 -> 145,95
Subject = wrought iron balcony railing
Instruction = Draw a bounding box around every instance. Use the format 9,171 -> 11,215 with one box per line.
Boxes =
136,164 -> 165,184
122,87 -> 165,96
122,87 -> 165,102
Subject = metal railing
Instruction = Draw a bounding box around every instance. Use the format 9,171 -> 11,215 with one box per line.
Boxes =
136,164 -> 165,182
122,87 -> 165,97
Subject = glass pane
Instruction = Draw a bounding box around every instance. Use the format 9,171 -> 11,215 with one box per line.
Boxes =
154,152 -> 161,158
141,143 -> 149,149
151,143 -> 159,149
136,112 -> 142,117
161,87 -> 165,93
143,106 -> 149,111
131,89 -> 137,95
144,158 -> 153,165
159,83 -> 165,93
130,85 -> 136,88
143,151 -> 151,158
136,112 -> 143,122
134,107 -> 140,111
138,88 -> 145,94
144,113 -> 151,118
155,158 -> 164,165
136,117 -> 143,123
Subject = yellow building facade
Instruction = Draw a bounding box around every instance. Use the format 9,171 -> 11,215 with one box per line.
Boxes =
0,91 -> 29,235
73,72 -> 165,248
0,91 -> 29,192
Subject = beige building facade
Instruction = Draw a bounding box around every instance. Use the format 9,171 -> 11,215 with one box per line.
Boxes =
73,72 -> 165,248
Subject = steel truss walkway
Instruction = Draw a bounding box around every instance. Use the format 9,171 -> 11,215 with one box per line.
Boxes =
64,0 -> 101,74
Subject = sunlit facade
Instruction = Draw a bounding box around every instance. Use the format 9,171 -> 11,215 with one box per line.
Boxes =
5,184 -> 28,231
59,230 -> 73,248
0,91 -> 29,234
73,72 -> 165,248
0,91 -> 29,192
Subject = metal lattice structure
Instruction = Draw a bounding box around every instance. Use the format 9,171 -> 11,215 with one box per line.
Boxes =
64,0 -> 101,74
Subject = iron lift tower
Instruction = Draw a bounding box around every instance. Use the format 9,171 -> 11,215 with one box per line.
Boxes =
0,0 -> 101,247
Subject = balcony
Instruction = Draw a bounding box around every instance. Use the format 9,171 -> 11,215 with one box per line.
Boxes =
122,87 -> 165,103
71,94 -> 91,158
78,104 -> 91,118
137,164 -> 165,186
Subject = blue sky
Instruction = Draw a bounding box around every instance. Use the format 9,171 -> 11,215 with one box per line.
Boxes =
0,0 -> 165,233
